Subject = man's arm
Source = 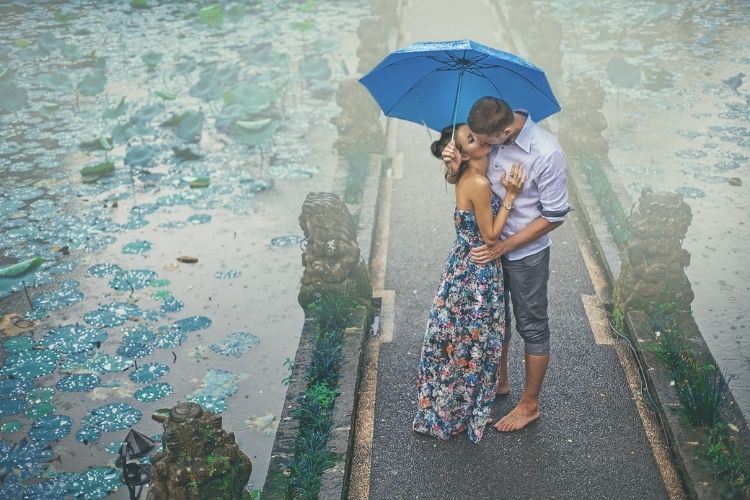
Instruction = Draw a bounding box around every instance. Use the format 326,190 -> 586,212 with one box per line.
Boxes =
470,216 -> 563,264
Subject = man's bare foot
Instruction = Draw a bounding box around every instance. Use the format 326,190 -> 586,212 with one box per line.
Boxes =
496,382 -> 510,396
493,403 -> 540,432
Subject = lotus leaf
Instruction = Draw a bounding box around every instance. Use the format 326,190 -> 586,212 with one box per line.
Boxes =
88,263 -> 122,277
215,270 -> 241,279
1,349 -> 58,380
128,362 -> 169,383
56,374 -> 101,392
67,466 -> 121,498
37,32 -> 63,53
102,97 -> 127,120
77,70 -> 106,96
174,56 -> 196,75
31,280 -> 83,311
29,415 -> 72,445
80,136 -> 114,151
0,83 -> 28,112
41,324 -> 107,353
223,83 -> 277,113
198,4 -> 224,28
607,57 -> 641,89
160,296 -> 183,313
172,146 -> 202,161
0,439 -> 54,479
15,39 -> 32,49
176,110 -> 204,142
83,403 -> 141,432
0,399 -> 27,417
134,383 -> 173,402
84,301 -> 141,328
131,0 -> 149,8
154,90 -> 176,100
172,315 -> 212,334
2,336 -> 34,355
61,43 -> 83,60
116,342 -> 153,358
75,426 -> 101,444
25,402 -> 55,419
80,161 -> 114,182
122,240 -> 152,254
226,3 -> 246,21
0,380 -> 33,398
132,103 -> 165,124
39,72 -> 73,92
187,214 -> 211,224
141,51 -> 163,70
209,332 -> 260,357
124,145 -> 159,168
1,421 -> 22,433
109,269 -> 157,290
0,256 -> 42,278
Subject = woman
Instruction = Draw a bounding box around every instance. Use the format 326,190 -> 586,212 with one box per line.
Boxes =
412,123 -> 524,443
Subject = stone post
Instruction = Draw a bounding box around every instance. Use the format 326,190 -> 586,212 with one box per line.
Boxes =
615,188 -> 694,315
147,402 -> 252,500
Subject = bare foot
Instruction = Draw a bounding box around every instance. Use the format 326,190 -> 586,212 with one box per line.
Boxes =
493,403 -> 540,432
496,382 -> 510,396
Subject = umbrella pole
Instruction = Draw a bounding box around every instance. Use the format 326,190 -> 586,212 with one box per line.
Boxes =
450,68 -> 465,143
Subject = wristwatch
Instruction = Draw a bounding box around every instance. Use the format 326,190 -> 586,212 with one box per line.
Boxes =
503,202 -> 513,210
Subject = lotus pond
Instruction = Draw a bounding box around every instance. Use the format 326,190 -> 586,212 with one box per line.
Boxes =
0,0 -> 368,497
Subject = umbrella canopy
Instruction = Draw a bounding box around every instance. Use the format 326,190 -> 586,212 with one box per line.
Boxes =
359,39 -> 560,132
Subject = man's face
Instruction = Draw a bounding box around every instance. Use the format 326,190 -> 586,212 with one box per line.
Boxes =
471,129 -> 512,147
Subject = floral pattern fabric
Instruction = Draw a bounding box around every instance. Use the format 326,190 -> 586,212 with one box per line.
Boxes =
413,197 -> 505,443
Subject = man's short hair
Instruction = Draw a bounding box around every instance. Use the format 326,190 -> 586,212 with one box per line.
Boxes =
467,97 -> 514,135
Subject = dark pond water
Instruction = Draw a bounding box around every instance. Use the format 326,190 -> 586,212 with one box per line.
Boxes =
0,0 -> 367,496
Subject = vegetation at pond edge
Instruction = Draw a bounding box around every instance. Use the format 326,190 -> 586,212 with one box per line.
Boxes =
285,284 -> 366,499
576,154 -> 630,248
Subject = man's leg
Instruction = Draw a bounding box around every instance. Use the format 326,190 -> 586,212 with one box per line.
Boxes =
496,279 -> 512,395
495,248 -> 551,432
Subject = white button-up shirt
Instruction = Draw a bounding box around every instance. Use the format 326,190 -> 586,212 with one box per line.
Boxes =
487,111 -> 571,261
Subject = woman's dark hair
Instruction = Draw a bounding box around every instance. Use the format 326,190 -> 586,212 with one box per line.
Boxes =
431,123 -> 469,181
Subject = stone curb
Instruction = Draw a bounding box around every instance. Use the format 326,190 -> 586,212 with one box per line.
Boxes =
568,159 -> 750,500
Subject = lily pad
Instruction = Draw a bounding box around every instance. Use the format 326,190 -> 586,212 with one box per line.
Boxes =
124,145 -> 159,168
28,388 -> 55,405
134,383 -> 173,402
56,374 -> 101,392
109,269 -> 158,291
160,296 -> 184,313
141,51 -> 163,70
209,332 -> 260,357
77,70 -> 106,96
3,335 -> 35,353
676,186 -> 705,199
39,72 -> 73,92
0,439 -> 54,479
1,349 -> 58,379
28,415 -> 73,445
607,57 -> 641,89
122,240 -> 153,254
61,352 -> 134,373
215,270 -> 241,279
1,421 -> 22,433
172,315 -> 212,334
0,82 -> 29,112
0,256 -> 43,277
25,402 -> 55,419
83,403 -> 141,432
188,369 -> 239,413
187,214 -> 211,224
102,97 -> 128,120
271,235 -> 304,247
67,466 -> 121,498
198,4 -> 224,28
0,399 -> 28,417
84,302 -> 141,328
88,263 -> 122,277
41,324 -> 107,354
128,362 -> 169,384
31,280 -> 83,311
75,426 -> 101,444
0,380 -> 33,398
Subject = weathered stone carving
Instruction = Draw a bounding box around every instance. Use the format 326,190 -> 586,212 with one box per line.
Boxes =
559,77 -> 610,161
615,188 -> 694,314
297,192 -> 371,307
147,402 -> 252,500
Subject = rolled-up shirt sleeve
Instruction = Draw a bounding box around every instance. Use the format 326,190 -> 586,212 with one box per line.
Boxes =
536,149 -> 572,223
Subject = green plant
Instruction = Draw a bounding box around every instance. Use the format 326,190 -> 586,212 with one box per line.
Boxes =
307,331 -> 343,387
343,151 -> 370,204
698,423 -> 750,498
306,283 -> 360,332
645,327 -> 688,376
675,358 -> 731,428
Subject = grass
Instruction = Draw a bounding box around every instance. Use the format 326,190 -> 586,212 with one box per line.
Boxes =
699,423 -> 750,498
674,358 -> 731,428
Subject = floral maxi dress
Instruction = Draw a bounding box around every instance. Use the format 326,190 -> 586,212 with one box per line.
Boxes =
413,200 -> 505,443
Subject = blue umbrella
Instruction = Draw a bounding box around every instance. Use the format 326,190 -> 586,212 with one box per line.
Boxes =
359,39 -> 560,136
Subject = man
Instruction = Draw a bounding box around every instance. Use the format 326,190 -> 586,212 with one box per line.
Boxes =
443,96 -> 571,431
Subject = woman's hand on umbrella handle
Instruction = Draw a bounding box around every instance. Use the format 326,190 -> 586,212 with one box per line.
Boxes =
442,141 -> 460,177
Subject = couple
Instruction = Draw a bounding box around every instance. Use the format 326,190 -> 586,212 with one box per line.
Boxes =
412,96 -> 571,443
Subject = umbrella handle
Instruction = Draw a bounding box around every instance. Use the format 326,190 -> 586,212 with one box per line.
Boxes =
450,66 -> 466,143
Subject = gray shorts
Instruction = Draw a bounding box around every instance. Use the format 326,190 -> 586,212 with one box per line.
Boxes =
501,246 -> 551,356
